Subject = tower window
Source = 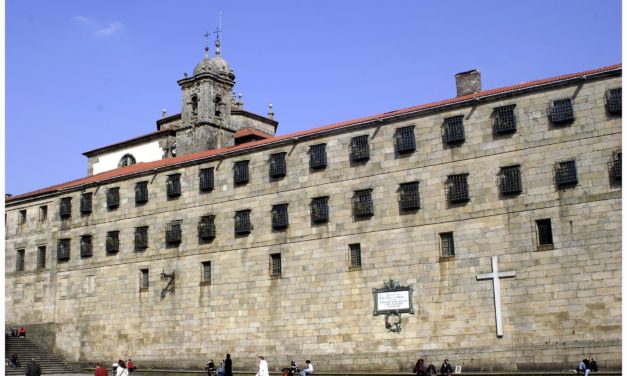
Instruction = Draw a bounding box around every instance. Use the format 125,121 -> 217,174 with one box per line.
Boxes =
234,210 -> 252,235
607,87 -> 622,115
613,152 -> 622,180
555,160 -> 578,188
399,182 -> 420,211
191,95 -> 198,114
37,246 -> 46,269
440,232 -> 455,257
270,253 -> 282,277
199,168 -> 214,191
57,239 -> 71,261
39,206 -> 48,222
493,105 -> 516,134
214,95 -> 222,117
118,153 -> 136,168
352,189 -> 374,218
271,204 -> 289,229
350,135 -> 370,162
499,165 -> 522,195
106,231 -> 120,253
135,226 -> 149,251
549,98 -> 575,125
18,210 -> 26,225
536,219 -> 554,250
269,153 -> 287,178
311,196 -> 329,223
16,249 -> 25,272
234,160 -> 250,184
80,192 -> 93,214
107,187 -> 120,209
202,261 -> 212,284
447,174 -> 470,203
80,235 -> 93,258
140,269 -> 149,290
198,215 -> 216,240
349,243 -> 362,269
394,126 -> 416,154
443,115 -> 465,144
59,197 -> 72,219
166,220 -> 182,245
309,144 -> 327,169
135,181 -> 149,204
167,174 -> 181,198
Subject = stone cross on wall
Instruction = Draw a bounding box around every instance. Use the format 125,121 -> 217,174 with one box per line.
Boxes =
476,255 -> 516,338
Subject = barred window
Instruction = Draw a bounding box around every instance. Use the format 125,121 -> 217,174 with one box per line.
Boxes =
106,231 -> 120,253
80,235 -> 93,258
536,219 -> 553,248
349,243 -> 362,269
57,239 -> 70,261
167,174 -> 181,198
39,206 -> 48,222
499,165 -> 522,195
134,226 -> 149,251
607,87 -> 621,115
309,144 -> 327,169
613,152 -> 622,180
271,204 -> 289,229
443,115 -> 465,144
555,160 -> 578,188
234,160 -> 250,184
270,253 -> 282,276
16,249 -> 25,272
234,210 -> 252,234
37,246 -> 46,269
135,181 -> 149,204
166,221 -> 182,245
447,174 -> 470,203
549,98 -> 575,125
202,261 -> 212,284
199,168 -> 214,191
80,192 -> 93,214
352,189 -> 374,217
440,232 -> 455,257
107,187 -> 120,209
59,197 -> 72,219
311,196 -> 329,223
140,269 -> 149,290
493,105 -> 516,134
350,135 -> 370,162
399,182 -> 420,211
18,210 -> 26,225
394,126 -> 416,153
198,215 -> 216,240
269,153 -> 287,178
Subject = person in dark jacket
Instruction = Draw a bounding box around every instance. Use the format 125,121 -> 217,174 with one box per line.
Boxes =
25,358 -> 41,376
426,363 -> 437,376
224,354 -> 233,376
413,359 -> 426,376
440,359 -> 453,376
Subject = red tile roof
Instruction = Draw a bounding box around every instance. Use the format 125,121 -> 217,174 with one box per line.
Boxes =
233,128 -> 273,139
7,63 -> 621,203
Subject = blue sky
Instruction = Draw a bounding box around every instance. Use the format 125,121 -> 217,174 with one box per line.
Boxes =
6,0 -> 622,195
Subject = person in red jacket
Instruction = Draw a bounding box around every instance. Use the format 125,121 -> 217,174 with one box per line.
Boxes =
94,362 -> 108,376
18,327 -> 26,338
126,359 -> 135,373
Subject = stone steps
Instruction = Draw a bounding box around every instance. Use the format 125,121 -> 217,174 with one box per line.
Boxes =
5,336 -> 76,375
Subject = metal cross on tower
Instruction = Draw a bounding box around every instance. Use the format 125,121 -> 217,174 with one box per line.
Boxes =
476,255 -> 516,338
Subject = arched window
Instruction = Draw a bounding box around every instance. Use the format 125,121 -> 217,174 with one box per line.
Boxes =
191,95 -> 199,114
118,154 -> 136,167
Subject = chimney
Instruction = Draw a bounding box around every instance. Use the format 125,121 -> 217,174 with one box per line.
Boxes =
455,69 -> 482,97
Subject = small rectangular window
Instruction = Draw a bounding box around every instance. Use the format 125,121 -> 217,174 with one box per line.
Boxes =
394,126 -> 416,153
613,152 -> 622,180
271,204 -> 289,229
270,253 -> 282,276
549,98 -> 575,125
198,215 -> 216,240
199,168 -> 214,191
443,115 -> 465,144
234,161 -> 250,184
18,210 -> 26,225
106,231 -> 120,253
107,187 -> 120,209
350,135 -> 370,162
447,174 -> 470,203
57,239 -> 71,261
536,219 -> 553,249
555,160 -> 578,188
80,192 -> 93,214
166,221 -> 182,245
16,249 -> 25,272
309,144 -> 327,169
349,243 -> 362,269
167,174 -> 181,198
399,182 -> 420,211
499,165 -> 522,195
59,197 -> 72,219
234,210 -> 252,234
134,226 -> 149,251
80,235 -> 93,258
269,153 -> 287,178
37,246 -> 46,269
352,189 -> 374,217
607,87 -> 622,115
311,196 -> 329,223
135,181 -> 149,204
202,261 -> 212,284
493,105 -> 516,134
39,206 -> 48,222
140,269 -> 149,290
440,232 -> 455,257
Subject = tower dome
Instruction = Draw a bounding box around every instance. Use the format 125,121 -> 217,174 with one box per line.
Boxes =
193,47 -> 217,76
211,36 -> 234,78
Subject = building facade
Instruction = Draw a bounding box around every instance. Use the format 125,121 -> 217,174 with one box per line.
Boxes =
5,44 -> 622,371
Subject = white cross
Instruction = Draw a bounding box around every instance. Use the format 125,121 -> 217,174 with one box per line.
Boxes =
476,255 -> 516,338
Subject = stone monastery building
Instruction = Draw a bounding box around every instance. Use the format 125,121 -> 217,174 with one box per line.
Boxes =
5,38 -> 622,371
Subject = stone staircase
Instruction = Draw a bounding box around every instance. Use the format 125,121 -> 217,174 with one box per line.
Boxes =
5,336 -> 76,375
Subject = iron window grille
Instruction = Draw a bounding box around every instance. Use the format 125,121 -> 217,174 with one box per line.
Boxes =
440,232 -> 455,257
134,227 -> 149,251
607,87 -> 622,115
199,168 -> 214,191
349,135 -> 370,162
311,196 -> 329,223
493,105 -> 516,134
270,253 -> 282,276
352,189 -> 374,217
399,182 -> 420,210
135,181 -> 149,204
234,161 -> 250,184
80,193 -> 93,214
59,197 -> 72,219
447,174 -> 470,203
349,243 -> 362,269
613,152 -> 622,180
202,261 -> 212,284
80,235 -> 93,258
198,215 -> 216,239
536,219 -> 553,248
16,249 -> 25,272
499,165 -> 522,195
57,239 -> 70,261
549,98 -> 575,125
166,221 -> 182,245
309,144 -> 327,169
140,269 -> 149,290
555,160 -> 578,188
234,210 -> 252,234
394,126 -> 416,153
272,204 -> 289,229
106,231 -> 120,253
18,210 -> 26,225
107,187 -> 120,209
269,153 -> 287,178
39,206 -> 48,222
37,246 -> 46,269
443,115 -> 465,144
167,174 -> 181,198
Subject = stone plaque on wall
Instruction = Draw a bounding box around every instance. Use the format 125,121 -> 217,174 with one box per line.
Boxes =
372,280 -> 414,316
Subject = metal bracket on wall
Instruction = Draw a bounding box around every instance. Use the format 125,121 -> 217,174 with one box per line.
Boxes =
160,270 -> 175,299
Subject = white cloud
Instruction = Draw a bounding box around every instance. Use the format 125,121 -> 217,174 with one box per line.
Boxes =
93,21 -> 124,37
71,16 -> 124,37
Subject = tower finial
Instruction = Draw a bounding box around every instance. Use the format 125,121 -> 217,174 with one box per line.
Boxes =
214,12 -> 222,56
203,31 -> 210,59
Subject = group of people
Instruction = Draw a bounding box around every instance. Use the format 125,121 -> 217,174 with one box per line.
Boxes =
206,354 -> 233,376
578,357 -> 599,375
6,326 -> 26,338
281,359 -> 314,376
413,358 -> 453,376
111,358 -> 136,376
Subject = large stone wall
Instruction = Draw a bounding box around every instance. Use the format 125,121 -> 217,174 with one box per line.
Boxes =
5,74 -> 622,371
